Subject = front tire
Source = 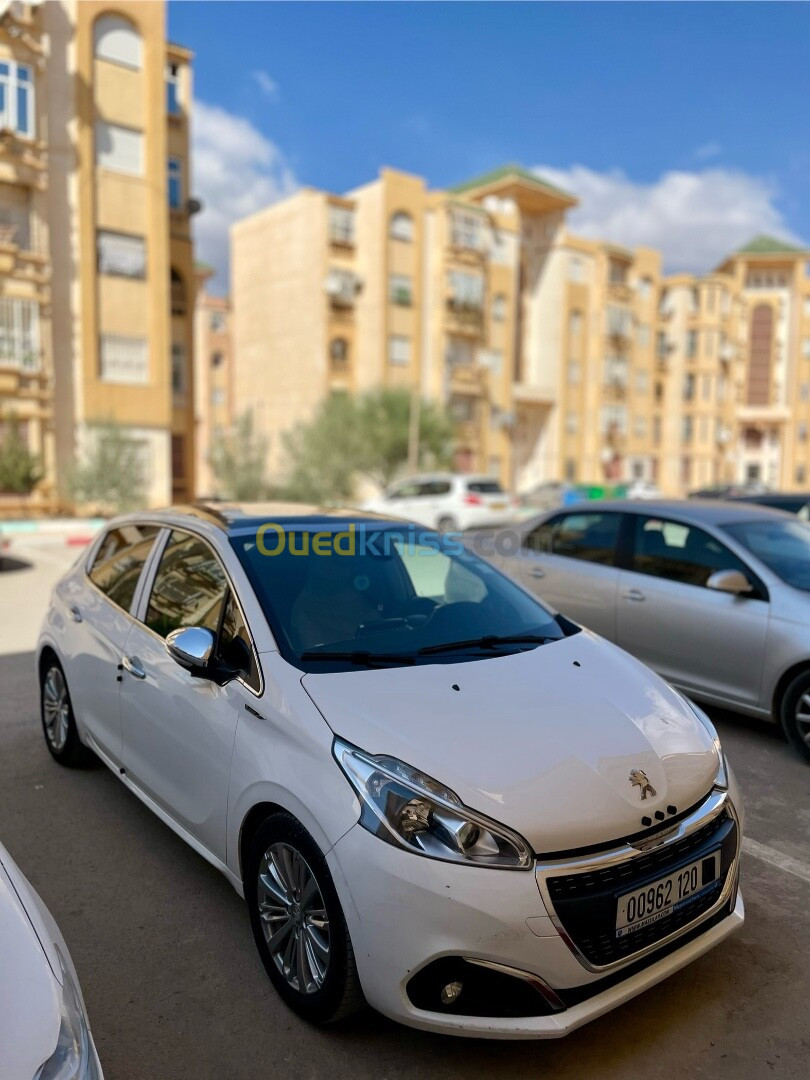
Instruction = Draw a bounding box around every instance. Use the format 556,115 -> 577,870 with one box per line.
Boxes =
779,670 -> 810,763
245,812 -> 364,1023
40,657 -> 94,767
436,515 -> 459,534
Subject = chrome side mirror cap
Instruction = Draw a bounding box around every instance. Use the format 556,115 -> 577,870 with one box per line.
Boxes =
706,569 -> 753,595
166,626 -> 216,672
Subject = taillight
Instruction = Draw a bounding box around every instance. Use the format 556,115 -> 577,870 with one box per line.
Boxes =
464,494 -> 482,506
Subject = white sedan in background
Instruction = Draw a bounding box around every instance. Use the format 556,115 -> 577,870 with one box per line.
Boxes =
0,841 -> 102,1079
361,473 -> 515,531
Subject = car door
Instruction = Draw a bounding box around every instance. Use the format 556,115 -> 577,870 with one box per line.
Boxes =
59,523 -> 160,766
120,529 -> 261,861
616,512 -> 769,708
517,510 -> 623,640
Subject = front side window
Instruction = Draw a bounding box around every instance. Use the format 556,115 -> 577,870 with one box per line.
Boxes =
145,531 -> 227,639
168,157 -> 183,209
723,519 -> 810,592
218,592 -> 260,691
631,515 -> 751,588
89,524 -> 159,612
230,525 -> 566,669
0,61 -> 34,137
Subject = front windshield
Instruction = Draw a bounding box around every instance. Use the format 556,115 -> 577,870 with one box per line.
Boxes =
230,522 -> 569,671
723,518 -> 810,592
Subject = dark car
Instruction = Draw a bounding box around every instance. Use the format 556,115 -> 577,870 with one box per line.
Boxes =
727,492 -> 810,520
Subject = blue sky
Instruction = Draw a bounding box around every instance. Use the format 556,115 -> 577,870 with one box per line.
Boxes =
170,1 -> 810,290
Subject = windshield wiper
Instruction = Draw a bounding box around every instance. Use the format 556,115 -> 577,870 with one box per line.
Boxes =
300,650 -> 416,667
418,634 -> 556,656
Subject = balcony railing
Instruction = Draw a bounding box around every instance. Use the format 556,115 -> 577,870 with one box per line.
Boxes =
0,206 -> 43,253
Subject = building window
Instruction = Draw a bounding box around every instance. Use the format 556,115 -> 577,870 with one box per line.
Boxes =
480,349 -> 502,375
491,294 -> 507,322
389,274 -> 412,306
0,297 -> 40,371
682,416 -> 694,443
166,62 -> 181,115
606,305 -> 632,338
96,121 -> 143,175
0,61 -> 34,137
93,14 -> 142,69
600,404 -> 627,436
446,337 -> 474,367
330,337 -> 349,372
211,387 -> 225,407
637,276 -> 653,299
388,335 -> 411,366
448,394 -> 476,423
448,270 -> 484,309
168,157 -> 183,210
97,230 -> 146,278
564,458 -> 577,481
686,329 -> 698,359
798,422 -> 807,443
450,208 -> 484,251
210,311 -> 225,332
211,350 -> 224,367
604,355 -> 628,387
170,269 -> 187,315
490,232 -> 516,265
608,258 -> 629,286
171,343 -> 186,397
100,334 -> 148,384
683,373 -> 695,401
389,212 -> 413,242
326,267 -> 361,307
568,256 -> 583,282
328,205 -> 355,245
569,309 -> 583,338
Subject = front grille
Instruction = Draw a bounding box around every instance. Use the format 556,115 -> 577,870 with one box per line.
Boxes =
544,807 -> 737,968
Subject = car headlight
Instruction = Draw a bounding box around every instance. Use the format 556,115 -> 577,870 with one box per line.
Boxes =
35,947 -> 101,1080
333,738 -> 533,869
684,699 -> 728,791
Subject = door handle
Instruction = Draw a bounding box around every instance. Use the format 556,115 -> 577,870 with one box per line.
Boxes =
622,588 -> 646,602
122,654 -> 146,679
69,605 -> 82,623
528,567 -> 546,579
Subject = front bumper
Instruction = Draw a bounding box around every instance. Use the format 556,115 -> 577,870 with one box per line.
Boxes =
327,790 -> 743,1038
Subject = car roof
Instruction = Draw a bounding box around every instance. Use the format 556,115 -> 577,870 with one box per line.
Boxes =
390,473 -> 498,484
111,501 -> 415,535
550,498 -> 795,526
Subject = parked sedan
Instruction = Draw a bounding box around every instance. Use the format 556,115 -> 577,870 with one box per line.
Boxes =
494,499 -> 810,761
0,841 -> 103,1079
361,473 -> 514,531
726,491 -> 810,520
37,504 -> 743,1039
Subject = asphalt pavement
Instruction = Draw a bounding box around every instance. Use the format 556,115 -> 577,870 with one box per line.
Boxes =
0,543 -> 807,1079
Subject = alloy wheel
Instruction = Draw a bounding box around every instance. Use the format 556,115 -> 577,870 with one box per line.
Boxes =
43,666 -> 70,752
794,692 -> 810,747
257,842 -> 330,994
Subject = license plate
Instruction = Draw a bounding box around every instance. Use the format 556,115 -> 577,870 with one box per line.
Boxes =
490,501 -> 507,510
615,852 -> 720,938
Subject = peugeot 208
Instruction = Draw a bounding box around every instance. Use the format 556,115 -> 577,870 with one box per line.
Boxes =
37,503 -> 743,1038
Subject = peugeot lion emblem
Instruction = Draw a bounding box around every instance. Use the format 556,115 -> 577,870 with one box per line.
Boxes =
629,769 -> 656,801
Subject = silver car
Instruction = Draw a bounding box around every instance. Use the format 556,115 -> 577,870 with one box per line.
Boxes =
493,499 -> 810,762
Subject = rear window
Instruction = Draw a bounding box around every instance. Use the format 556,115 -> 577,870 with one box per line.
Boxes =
88,524 -> 159,612
466,480 -> 504,494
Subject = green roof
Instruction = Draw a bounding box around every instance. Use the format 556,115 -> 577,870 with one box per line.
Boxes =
449,163 -> 575,201
736,234 -> 807,255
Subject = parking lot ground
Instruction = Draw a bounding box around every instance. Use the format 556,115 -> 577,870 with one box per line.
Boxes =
0,545 -> 808,1079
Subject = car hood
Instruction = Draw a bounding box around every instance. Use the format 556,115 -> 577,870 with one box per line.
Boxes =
0,855 -> 60,1078
302,631 -> 720,853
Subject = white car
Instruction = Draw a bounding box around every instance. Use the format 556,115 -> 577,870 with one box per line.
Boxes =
361,473 -> 515,531
37,503 -> 744,1039
0,841 -> 103,1079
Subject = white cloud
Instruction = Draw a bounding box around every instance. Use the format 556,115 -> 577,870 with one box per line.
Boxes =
192,100 -> 296,291
534,164 -> 798,273
251,70 -> 279,100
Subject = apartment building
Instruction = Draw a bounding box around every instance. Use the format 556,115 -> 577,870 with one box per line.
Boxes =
0,0 -> 53,510
0,0 -> 195,512
231,164 -> 810,497
193,264 -> 232,496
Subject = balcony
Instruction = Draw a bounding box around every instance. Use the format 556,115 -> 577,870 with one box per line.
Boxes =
170,276 -> 187,316
0,132 -> 48,190
325,268 -> 362,310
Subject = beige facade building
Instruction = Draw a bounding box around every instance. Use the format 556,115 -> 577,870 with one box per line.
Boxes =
0,0 -> 195,513
193,264 -> 232,496
231,166 -> 810,498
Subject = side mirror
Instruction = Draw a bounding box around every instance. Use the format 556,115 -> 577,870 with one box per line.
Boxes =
166,626 -> 216,674
706,569 -> 753,595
